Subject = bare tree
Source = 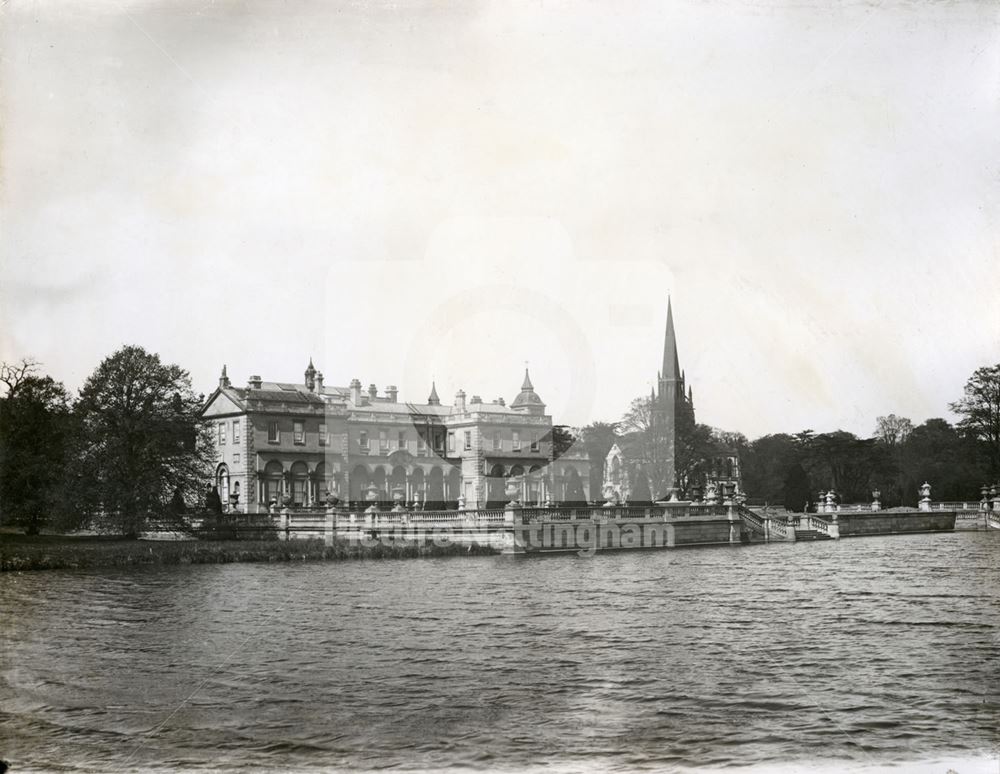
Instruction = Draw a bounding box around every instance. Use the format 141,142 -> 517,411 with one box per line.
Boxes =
0,358 -> 41,399
874,414 -> 914,448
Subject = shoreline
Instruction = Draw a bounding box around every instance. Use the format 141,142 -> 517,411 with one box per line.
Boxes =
0,534 -> 499,572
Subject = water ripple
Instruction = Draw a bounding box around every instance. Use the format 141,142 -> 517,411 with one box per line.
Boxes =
1,532 -> 999,772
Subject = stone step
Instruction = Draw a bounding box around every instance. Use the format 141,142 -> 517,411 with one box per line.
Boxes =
794,528 -> 834,541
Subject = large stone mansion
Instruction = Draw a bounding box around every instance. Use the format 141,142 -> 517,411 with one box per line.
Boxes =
201,364 -> 591,513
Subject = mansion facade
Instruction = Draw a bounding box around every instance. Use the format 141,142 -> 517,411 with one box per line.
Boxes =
201,362 -> 590,513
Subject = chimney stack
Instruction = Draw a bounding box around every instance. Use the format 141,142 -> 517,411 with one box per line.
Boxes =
350,378 -> 362,404
368,383 -> 378,401
248,374 -> 262,390
454,389 -> 466,413
316,372 -> 324,393
386,385 -> 398,402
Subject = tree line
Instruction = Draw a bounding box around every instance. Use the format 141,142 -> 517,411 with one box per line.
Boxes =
568,363 -> 1000,509
0,346 -> 213,536
3,347 -> 998,534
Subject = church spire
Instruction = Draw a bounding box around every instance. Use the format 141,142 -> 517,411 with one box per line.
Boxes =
662,296 -> 681,381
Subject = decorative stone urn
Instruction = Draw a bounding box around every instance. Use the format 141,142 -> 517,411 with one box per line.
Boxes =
391,486 -> 406,512
825,490 -> 836,513
505,480 -> 520,506
602,483 -> 617,507
690,485 -> 703,504
918,481 -> 932,512
457,493 -> 466,511
871,488 -> 881,512
705,481 -> 718,505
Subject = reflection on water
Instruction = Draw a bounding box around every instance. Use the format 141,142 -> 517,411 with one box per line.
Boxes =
1,532 -> 999,772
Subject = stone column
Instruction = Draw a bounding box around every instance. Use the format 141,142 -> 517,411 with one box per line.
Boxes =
502,502 -> 526,554
324,503 -> 338,547
279,506 -> 290,541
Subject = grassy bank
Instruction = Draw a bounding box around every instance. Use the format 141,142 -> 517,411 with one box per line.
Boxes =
0,533 -> 498,571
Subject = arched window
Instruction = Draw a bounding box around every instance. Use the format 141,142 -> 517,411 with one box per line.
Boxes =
216,464 -> 230,506
264,460 -> 283,506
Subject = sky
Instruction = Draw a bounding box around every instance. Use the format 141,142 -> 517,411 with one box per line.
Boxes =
1,0 -> 998,439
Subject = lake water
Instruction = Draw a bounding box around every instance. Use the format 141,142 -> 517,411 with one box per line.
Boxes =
2,532 -> 999,773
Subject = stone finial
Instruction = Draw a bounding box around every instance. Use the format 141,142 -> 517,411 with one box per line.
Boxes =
427,381 -> 441,406
304,358 -> 316,392
219,365 -> 231,389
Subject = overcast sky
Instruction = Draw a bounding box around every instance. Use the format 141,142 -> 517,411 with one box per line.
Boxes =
1,0 -> 998,438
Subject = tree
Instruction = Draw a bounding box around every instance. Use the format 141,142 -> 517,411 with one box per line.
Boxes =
801,431 -> 895,503
782,463 -> 811,512
550,425 -> 578,460
896,418 -> 983,505
73,346 -> 213,537
577,421 -> 620,499
874,414 -> 914,448
740,433 -> 802,504
629,464 -> 652,504
0,361 -> 72,533
950,363 -> 1000,478
674,421 -> 716,494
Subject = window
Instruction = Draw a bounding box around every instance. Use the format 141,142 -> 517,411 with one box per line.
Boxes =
492,432 -> 500,451
319,423 -> 328,446
417,434 -> 427,454
447,432 -> 455,453
218,423 -> 226,444
232,420 -> 240,444
434,432 -> 444,452
398,431 -> 406,450
233,453 -> 240,465
379,428 -> 389,453
464,430 -> 472,451
530,432 -> 539,452
513,431 -> 521,452
267,421 -> 279,443
293,421 -> 304,445
359,430 -> 369,452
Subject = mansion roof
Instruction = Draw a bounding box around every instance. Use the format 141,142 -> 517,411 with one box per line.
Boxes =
202,365 -> 551,423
